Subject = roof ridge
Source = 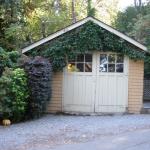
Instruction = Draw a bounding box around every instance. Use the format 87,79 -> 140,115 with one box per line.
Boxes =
22,16 -> 147,53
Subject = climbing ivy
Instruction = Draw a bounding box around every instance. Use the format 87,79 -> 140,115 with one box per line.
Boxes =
28,21 -> 147,71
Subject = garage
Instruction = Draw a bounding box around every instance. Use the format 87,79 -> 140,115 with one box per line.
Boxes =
63,52 -> 128,113
22,16 -> 147,114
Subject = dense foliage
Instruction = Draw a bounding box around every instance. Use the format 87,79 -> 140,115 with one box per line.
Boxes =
24,56 -> 52,118
114,3 -> 150,48
10,68 -> 29,121
114,1 -> 150,78
0,47 -> 19,76
0,69 -> 12,119
0,68 -> 29,122
0,0 -> 119,50
0,47 -> 52,122
28,21 -> 146,71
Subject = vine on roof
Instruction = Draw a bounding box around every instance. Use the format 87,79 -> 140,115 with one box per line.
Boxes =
28,21 -> 146,71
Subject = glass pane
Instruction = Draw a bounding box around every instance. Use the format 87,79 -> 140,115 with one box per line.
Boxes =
116,64 -> 124,72
100,64 -> 107,72
85,54 -> 92,62
77,54 -> 84,62
108,64 -> 115,72
100,54 -> 108,72
77,63 -> 84,72
108,54 -> 115,63
67,63 -> 78,72
117,54 -> 124,63
85,63 -> 92,72
100,54 -> 107,64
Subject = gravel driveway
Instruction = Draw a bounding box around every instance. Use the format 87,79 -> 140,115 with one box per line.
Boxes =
1,114 -> 150,150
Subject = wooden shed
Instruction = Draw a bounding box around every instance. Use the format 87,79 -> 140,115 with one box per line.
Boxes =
22,17 -> 148,114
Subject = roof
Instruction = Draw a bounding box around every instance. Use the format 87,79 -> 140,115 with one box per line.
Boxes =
22,16 -> 147,54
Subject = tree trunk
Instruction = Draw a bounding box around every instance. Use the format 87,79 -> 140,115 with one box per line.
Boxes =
87,0 -> 91,16
87,0 -> 95,17
134,0 -> 142,11
134,0 -> 137,7
139,0 -> 142,7
72,0 -> 76,23
54,0 -> 61,14
41,21 -> 46,38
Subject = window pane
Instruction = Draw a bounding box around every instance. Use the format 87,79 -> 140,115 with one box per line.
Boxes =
100,54 -> 107,64
117,54 -> 124,63
67,63 -> 78,72
108,54 -> 115,63
85,63 -> 92,72
116,64 -> 124,72
100,54 -> 107,72
108,64 -> 115,72
85,54 -> 92,62
100,63 -> 107,72
77,63 -> 84,72
77,54 -> 84,62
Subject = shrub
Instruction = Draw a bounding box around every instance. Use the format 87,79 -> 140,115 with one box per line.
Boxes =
0,68 -> 13,119
0,47 -> 19,77
10,68 -> 29,121
0,48 -> 9,76
24,56 -> 52,118
0,68 -> 29,122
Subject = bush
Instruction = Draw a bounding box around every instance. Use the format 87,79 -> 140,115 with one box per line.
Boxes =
0,68 -> 13,119
24,56 -> 52,118
0,68 -> 29,122
0,47 -> 19,77
0,48 -> 9,76
10,68 -> 29,121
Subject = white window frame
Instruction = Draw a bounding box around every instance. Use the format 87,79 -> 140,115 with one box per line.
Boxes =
99,53 -> 124,73
67,53 -> 93,73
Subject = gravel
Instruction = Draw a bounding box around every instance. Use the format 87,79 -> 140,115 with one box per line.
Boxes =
1,114 -> 150,150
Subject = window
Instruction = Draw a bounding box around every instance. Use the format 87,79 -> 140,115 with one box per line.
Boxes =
68,54 -> 92,72
100,54 -> 124,73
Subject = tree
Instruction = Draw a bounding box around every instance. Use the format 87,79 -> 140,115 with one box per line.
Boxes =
94,0 -> 119,24
71,0 -> 76,23
114,2 -> 150,78
134,0 -> 142,11
0,0 -> 25,50
0,0 -> 120,51
114,2 -> 150,47
87,0 -> 96,16
113,6 -> 139,33
129,14 -> 150,48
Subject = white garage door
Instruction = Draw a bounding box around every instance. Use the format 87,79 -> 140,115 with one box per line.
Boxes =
63,52 -> 128,113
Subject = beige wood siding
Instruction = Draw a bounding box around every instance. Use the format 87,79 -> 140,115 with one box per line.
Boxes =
47,72 -> 63,113
128,60 -> 144,114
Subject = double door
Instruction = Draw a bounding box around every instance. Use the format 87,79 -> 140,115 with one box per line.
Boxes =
63,52 -> 128,113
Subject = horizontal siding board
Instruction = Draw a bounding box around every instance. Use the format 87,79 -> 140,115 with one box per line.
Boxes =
128,59 -> 144,114
47,72 -> 63,113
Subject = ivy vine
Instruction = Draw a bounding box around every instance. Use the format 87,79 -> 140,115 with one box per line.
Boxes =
27,21 -> 147,71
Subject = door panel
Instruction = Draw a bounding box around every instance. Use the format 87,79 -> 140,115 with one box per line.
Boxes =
95,75 -> 128,112
95,53 -> 128,113
63,73 -> 95,112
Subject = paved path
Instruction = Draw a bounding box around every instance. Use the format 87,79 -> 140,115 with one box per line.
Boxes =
50,128 -> 150,150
